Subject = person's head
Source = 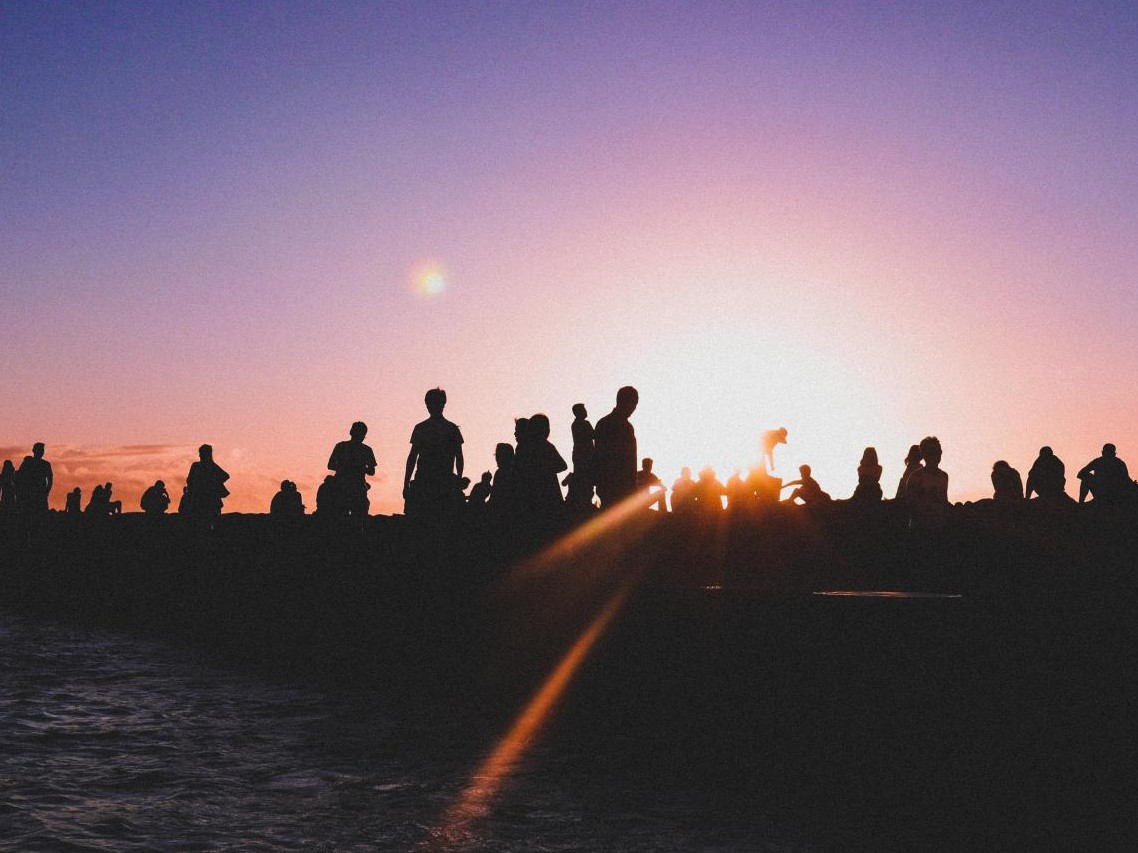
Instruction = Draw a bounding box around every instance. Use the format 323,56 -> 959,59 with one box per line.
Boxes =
72,487 -> 80,494
280,480 -> 290,491
495,442 -> 514,467
699,466 -> 715,481
993,460 -> 1009,472
458,476 -> 470,490
155,480 -> 165,489
615,385 -> 639,417
1039,446 -> 1053,458
905,444 -> 922,465
1103,443 -> 1117,457
104,483 -> 113,494
514,417 -> 529,443
198,444 -> 213,461
572,403 -> 587,419
481,471 -> 492,484
919,436 -> 942,467
642,457 -> 653,472
778,427 -> 788,442
425,388 -> 446,416
681,466 -> 692,479
350,421 -> 367,441
861,447 -> 878,466
2,460 -> 13,474
529,413 -> 551,440
800,464 -> 812,478
32,442 -> 44,458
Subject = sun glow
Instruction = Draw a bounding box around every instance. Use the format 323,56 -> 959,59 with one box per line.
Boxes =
412,260 -> 448,298
627,324 -> 909,500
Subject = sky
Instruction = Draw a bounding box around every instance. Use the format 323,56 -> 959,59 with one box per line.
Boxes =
3,1 -> 1137,512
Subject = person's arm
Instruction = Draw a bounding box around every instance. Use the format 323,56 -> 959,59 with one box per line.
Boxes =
365,448 -> 376,476
45,463 -> 53,494
454,446 -> 464,480
1077,460 -> 1095,479
404,447 -> 418,496
327,446 -> 339,472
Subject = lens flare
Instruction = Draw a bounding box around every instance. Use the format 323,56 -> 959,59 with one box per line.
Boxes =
412,261 -> 448,298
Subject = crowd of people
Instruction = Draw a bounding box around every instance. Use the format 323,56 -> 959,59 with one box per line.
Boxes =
2,387 -> 1136,529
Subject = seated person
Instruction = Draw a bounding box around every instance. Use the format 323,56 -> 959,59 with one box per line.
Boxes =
270,480 -> 305,517
1077,443 -> 1133,505
1025,446 -> 1067,501
782,464 -> 831,505
851,447 -> 883,503
141,480 -> 171,515
991,461 -> 1024,502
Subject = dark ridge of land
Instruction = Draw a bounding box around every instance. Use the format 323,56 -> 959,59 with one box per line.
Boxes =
2,502 -> 1135,851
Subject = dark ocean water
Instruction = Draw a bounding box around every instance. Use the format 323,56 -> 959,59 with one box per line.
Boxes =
0,612 -> 804,852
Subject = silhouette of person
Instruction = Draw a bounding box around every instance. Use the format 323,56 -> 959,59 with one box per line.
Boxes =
760,427 -> 788,473
594,386 -> 639,509
65,487 -> 82,514
1077,443 -> 1133,505
489,442 -> 516,512
328,421 -> 377,516
315,475 -> 337,516
103,482 -> 122,515
141,480 -> 171,515
725,469 -> 750,510
635,457 -> 667,511
513,417 -> 529,451
404,388 -> 464,518
468,472 -> 493,507
85,484 -> 106,514
183,444 -> 230,517
671,467 -> 695,513
566,403 -> 596,509
693,467 -> 726,511
0,460 -> 17,513
1025,446 -> 1067,501
782,464 -> 830,505
991,461 -> 1024,502
851,447 -> 883,503
15,443 -> 52,514
904,436 -> 949,527
894,444 -> 923,500
513,413 -> 568,521
270,480 -> 305,516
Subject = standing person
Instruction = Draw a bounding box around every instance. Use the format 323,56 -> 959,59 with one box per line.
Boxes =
1025,446 -> 1067,501
0,460 -> 17,514
140,480 -> 171,515
904,436 -> 949,528
65,487 -> 82,514
327,421 -> 377,516
894,444 -> 923,500
404,388 -> 464,519
566,403 -> 596,510
488,442 -> 516,512
1077,443 -> 1132,505
15,443 -> 52,515
635,457 -> 667,511
594,386 -> 639,509
183,444 -> 230,518
760,427 -> 788,474
513,413 -> 568,524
